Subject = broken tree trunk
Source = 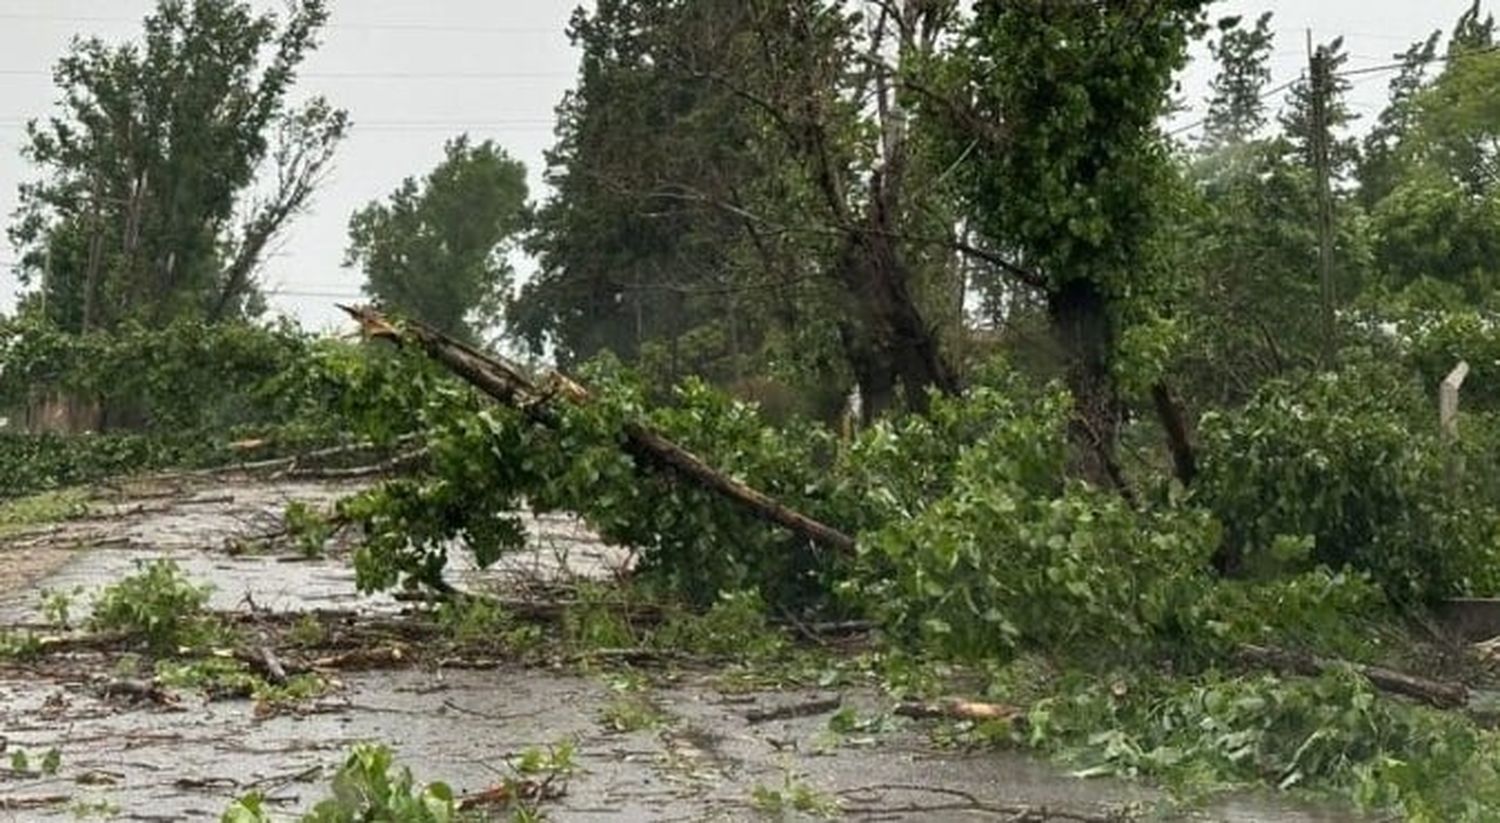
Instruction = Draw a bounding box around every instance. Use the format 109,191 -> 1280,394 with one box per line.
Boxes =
339,305 -> 857,556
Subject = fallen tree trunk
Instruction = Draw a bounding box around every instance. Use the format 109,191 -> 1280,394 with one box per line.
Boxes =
339,305 -> 857,556
1237,644 -> 1469,709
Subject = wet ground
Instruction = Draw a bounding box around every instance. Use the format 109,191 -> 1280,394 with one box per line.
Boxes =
0,478 -> 1368,821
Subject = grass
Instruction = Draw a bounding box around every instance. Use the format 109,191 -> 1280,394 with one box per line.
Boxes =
750,769 -> 840,819
0,487 -> 90,536
599,694 -> 668,733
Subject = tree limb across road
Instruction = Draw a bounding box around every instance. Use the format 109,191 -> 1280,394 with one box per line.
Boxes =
339,304 -> 859,557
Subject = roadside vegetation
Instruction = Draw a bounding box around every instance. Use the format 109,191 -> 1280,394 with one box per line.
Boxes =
4,0 -> 1500,821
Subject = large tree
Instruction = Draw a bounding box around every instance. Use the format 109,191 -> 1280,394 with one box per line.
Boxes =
1174,16 -> 1372,406
929,0 -> 1210,489
1201,12 -> 1275,149
518,0 -> 969,418
8,0 -> 346,332
1360,2 -> 1500,303
347,137 -> 529,343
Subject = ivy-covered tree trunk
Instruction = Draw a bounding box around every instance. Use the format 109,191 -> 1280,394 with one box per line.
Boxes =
1049,278 -> 1126,491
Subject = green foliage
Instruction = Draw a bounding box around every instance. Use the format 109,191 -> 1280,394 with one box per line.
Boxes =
0,319 -> 436,498
1023,669 -> 1500,819
561,586 -> 639,652
0,433 -> 191,499
651,590 -> 786,660
1195,364 -> 1500,601
940,0 -> 1207,293
284,502 -> 334,559
88,559 -> 218,653
225,744 -> 469,823
1201,12 -> 1275,148
1,317 -> 311,432
348,136 -> 529,342
287,613 -> 330,648
0,630 -> 44,660
338,355 -> 841,604
9,0 -> 345,330
0,489 -> 89,535
749,769 -> 840,820
859,479 -> 1219,663
154,656 -> 326,704
510,741 -> 577,778
599,695 -> 667,733
1372,173 -> 1500,302
39,585 -> 84,629
5,747 -> 61,777
433,596 -> 543,654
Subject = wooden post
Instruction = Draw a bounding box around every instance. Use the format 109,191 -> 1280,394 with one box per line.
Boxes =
1441,361 -> 1469,442
1442,361 -> 1469,485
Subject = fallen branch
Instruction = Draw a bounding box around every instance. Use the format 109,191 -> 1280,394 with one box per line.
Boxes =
310,646 -> 409,671
147,437 -> 419,482
745,696 -> 842,724
458,775 -> 565,811
94,677 -> 180,707
232,646 -> 291,685
1238,644 -> 1469,709
894,698 -> 1023,723
836,783 -> 1129,823
0,795 -> 71,811
282,448 -> 428,480
340,305 -> 857,556
27,631 -> 135,654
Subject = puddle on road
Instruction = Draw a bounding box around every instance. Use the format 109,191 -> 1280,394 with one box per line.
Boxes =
0,479 -> 1367,821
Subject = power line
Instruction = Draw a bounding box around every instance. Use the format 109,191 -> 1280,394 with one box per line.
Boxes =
0,120 -> 556,133
1169,43 -> 1500,139
0,11 -> 559,36
0,68 -> 571,79
1168,77 -> 1300,137
266,289 -> 365,299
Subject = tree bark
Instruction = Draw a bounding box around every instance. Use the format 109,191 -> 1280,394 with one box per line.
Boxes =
832,169 -> 960,417
838,321 -> 897,422
1151,381 -> 1197,486
1048,278 -> 1129,496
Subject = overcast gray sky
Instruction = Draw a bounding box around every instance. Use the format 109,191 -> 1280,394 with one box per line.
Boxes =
0,0 -> 1484,332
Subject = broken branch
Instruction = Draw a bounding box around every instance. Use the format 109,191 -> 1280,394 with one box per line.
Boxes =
894,698 -> 1023,723
338,305 -> 857,556
1237,644 -> 1469,709
745,696 -> 842,724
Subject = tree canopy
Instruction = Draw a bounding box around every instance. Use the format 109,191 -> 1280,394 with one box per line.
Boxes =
7,0 -> 346,332
347,137 -> 529,343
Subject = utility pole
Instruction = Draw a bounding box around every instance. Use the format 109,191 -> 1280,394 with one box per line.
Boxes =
1308,30 -> 1338,369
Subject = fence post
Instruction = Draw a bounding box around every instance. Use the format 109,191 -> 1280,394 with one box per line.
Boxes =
1441,361 -> 1470,485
